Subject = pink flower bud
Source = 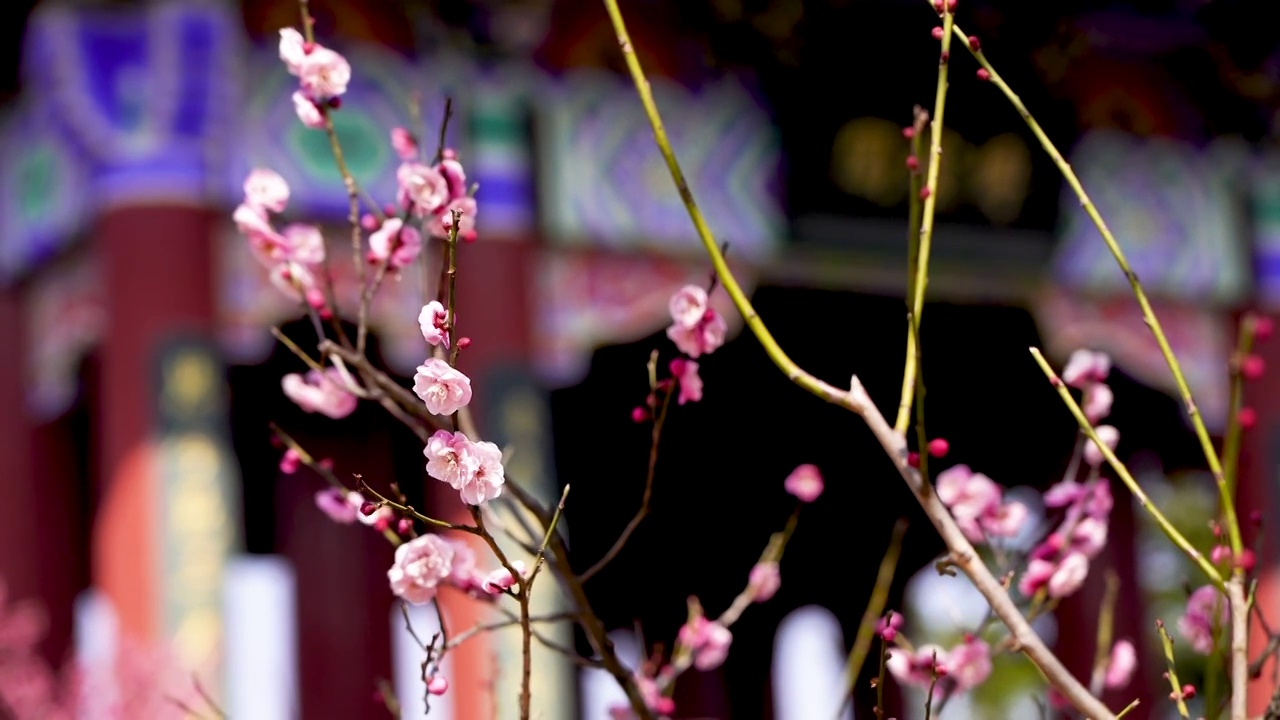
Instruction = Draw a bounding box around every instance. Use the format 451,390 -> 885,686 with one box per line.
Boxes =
1238,548 -> 1257,573
919,187 -> 931,200
427,675 -> 449,695
1252,314 -> 1274,341
318,458 -> 334,470
279,448 -> 301,474
1210,544 -> 1231,565
457,337 -> 472,349
1242,354 -> 1266,380
784,464 -> 824,503
876,611 -> 904,642
360,501 -> 377,516
927,438 -> 949,458
932,26 -> 945,40
903,127 -> 916,139
1181,684 -> 1196,700
907,451 -> 920,468
327,97 -> 342,110
967,35 -> 981,51
1239,406 -> 1257,430
1104,639 -> 1136,689
384,203 -> 398,217
397,518 -> 414,535
631,406 -> 649,423
976,68 -> 991,81
360,213 -> 379,231
748,561 -> 781,603
906,155 -> 919,171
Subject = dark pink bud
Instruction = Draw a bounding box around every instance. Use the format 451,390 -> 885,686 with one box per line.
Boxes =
967,35 -> 981,51
318,458 -> 334,471
383,203 -> 398,217
1242,354 -> 1265,380
906,155 -> 919,171
976,68 -> 991,81
397,518 -> 413,535
932,27 -> 945,40
456,337 -> 472,349
279,449 -> 300,474
360,502 -> 377,516
360,213 -> 379,231
1239,406 -> 1258,430
654,698 -> 676,715
1181,684 -> 1196,700
670,358 -> 689,377
947,0 -> 957,10
927,438 -> 950,458
919,187 -> 932,200
328,97 -> 342,110
934,664 -> 948,677
303,41 -> 316,54
903,127 -> 916,140
1254,315 -> 1274,341
269,435 -> 284,448
1238,548 -> 1257,573
907,451 -> 920,468
940,51 -> 950,63
631,406 -> 649,423
1250,509 -> 1264,527
318,307 -> 334,320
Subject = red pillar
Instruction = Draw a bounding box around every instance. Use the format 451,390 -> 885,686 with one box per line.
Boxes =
95,206 -> 217,640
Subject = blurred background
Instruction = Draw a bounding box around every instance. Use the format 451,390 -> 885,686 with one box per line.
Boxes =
1,0 -> 1279,717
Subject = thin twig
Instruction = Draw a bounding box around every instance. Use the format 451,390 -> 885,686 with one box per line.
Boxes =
923,650 -> 941,720
1157,619 -> 1191,718
895,107 -> 929,433
1089,571 -> 1121,697
840,520 -> 908,714
193,676 -> 227,719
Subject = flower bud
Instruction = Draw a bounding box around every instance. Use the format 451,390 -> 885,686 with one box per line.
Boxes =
360,501 -> 377,516
397,518 -> 414,535
1239,406 -> 1258,430
1241,353 -> 1265,380
927,438 -> 950,458
976,68 -> 991,81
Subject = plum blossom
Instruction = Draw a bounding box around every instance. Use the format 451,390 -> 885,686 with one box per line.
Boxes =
1046,551 -> 1089,598
424,430 -> 505,505
243,168 -> 290,213
669,285 -> 709,329
279,448 -> 300,474
481,561 -> 527,594
610,671 -> 676,719
388,534 -> 456,605
398,162 -> 450,216
278,28 -> 306,73
1179,585 -> 1228,654
678,617 -> 733,671
314,488 -> 358,524
887,644 -> 948,687
947,636 -> 992,691
296,46 -> 350,100
358,500 -> 394,530
748,561 -> 781,603
1104,639 -> 1137,689
935,465 -> 1028,542
784,464 -> 824,503
1083,382 -> 1113,423
391,127 -> 418,161
419,301 -> 450,348
281,367 -> 358,419
413,358 -> 473,416
268,261 -> 324,306
1062,349 -> 1111,388
1084,425 -> 1120,467
670,358 -> 703,405
368,217 -> 423,269
292,90 -> 325,129
438,196 -> 479,242
278,223 -> 325,266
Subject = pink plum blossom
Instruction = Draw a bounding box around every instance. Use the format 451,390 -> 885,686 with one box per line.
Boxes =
481,561 -> 526,594
291,90 -> 325,129
281,367 -> 358,419
278,28 -> 307,73
355,492 -> 394,529
424,430 -> 505,505
1104,639 -> 1137,689
368,217 -> 423,269
1018,557 -> 1057,597
668,285 -> 709,329
314,488 -> 358,524
268,261 -> 321,304
1070,517 -> 1108,557
1047,551 -> 1090,598
1062,349 -> 1111,388
243,168 -> 290,213
678,617 -> 733,671
439,155 -> 468,199
388,534 -> 456,605
886,644 -> 948,687
670,358 -> 703,405
438,196 -> 478,242
1043,480 -> 1087,508
398,162 -> 450,215
413,358 -> 473,416
280,223 -> 325,265
233,202 -> 281,250
784,464 -> 824,503
391,127 -> 418,161
1179,585 -> 1228,654
1084,425 -> 1120,466
610,672 -> 676,719
748,561 -> 781,603
935,465 -> 1028,542
419,301 -> 450,348
667,308 -> 727,358
296,46 -> 350,100
1083,383 -> 1114,423
427,675 -> 449,695
947,636 -> 992,691
279,448 -> 301,474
